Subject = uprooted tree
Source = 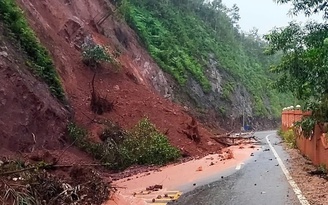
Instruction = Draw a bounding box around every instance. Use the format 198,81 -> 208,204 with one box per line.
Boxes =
82,40 -> 114,115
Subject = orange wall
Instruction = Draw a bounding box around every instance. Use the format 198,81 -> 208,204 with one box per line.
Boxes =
281,111 -> 328,166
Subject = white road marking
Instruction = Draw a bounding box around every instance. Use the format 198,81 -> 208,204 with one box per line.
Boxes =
235,163 -> 244,170
266,134 -> 310,205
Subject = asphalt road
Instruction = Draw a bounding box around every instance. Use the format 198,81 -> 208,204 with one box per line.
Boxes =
169,131 -> 302,205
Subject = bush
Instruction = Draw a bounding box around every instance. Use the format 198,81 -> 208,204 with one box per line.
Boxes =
279,128 -> 297,148
121,118 -> 181,166
81,44 -> 112,68
67,118 -> 180,170
0,0 -> 65,101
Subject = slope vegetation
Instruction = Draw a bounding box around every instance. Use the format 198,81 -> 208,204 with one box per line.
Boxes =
118,0 -> 292,127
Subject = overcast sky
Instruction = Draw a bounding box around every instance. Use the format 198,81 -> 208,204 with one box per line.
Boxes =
222,0 -> 323,35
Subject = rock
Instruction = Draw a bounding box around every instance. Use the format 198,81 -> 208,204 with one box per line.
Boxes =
0,51 -> 8,58
207,141 -> 215,146
113,85 -> 120,90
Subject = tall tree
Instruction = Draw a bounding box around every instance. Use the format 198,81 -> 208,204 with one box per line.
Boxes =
266,1 -> 328,122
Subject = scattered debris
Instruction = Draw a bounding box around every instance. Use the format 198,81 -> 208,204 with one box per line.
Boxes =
211,133 -> 258,147
146,184 -> 163,191
0,160 -> 110,205
90,72 -> 114,115
181,117 -> 201,143
226,149 -> 234,159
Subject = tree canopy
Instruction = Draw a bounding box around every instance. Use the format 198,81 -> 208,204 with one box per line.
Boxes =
275,0 -> 328,19
267,1 -> 328,122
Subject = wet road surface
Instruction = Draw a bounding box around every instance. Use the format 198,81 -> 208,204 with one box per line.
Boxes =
169,131 -> 302,205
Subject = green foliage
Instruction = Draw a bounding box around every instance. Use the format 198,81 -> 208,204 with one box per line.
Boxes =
267,1 -> 328,124
67,119 -> 180,170
82,44 -> 112,68
265,19 -> 328,123
0,0 -> 65,101
318,164 -> 328,174
118,0 -> 292,117
121,118 -> 180,166
295,117 -> 316,138
278,128 -> 297,148
221,82 -> 234,101
275,0 -> 328,19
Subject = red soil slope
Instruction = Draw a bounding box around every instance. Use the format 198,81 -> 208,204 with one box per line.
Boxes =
0,22 -> 69,155
16,0 -> 225,156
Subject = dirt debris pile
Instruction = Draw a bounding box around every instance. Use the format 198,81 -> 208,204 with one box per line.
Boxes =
0,159 -> 110,205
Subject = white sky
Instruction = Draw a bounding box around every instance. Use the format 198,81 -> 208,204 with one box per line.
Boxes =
222,0 -> 323,35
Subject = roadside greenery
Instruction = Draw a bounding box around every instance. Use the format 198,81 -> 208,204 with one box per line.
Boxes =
0,0 -> 65,101
116,0 -> 292,117
266,1 -> 328,127
68,118 -> 180,170
278,128 -> 297,148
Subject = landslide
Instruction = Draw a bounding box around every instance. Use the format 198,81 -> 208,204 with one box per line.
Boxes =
0,11 -> 111,205
117,0 -> 293,130
0,22 -> 69,155
14,0 -> 225,157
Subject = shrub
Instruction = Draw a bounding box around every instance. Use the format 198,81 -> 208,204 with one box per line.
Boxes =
0,0 -> 65,101
81,44 -> 112,68
67,119 -> 180,170
121,118 -> 181,166
279,128 -> 297,149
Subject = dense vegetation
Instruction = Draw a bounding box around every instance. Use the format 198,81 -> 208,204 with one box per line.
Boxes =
266,0 -> 328,126
68,118 -> 180,170
116,0 -> 291,117
0,0 -> 65,101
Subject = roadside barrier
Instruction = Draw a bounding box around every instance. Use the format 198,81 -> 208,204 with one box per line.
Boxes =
281,110 -> 328,167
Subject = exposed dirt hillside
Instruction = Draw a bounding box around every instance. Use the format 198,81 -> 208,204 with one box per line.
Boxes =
11,0 -> 225,157
0,22 -> 69,154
